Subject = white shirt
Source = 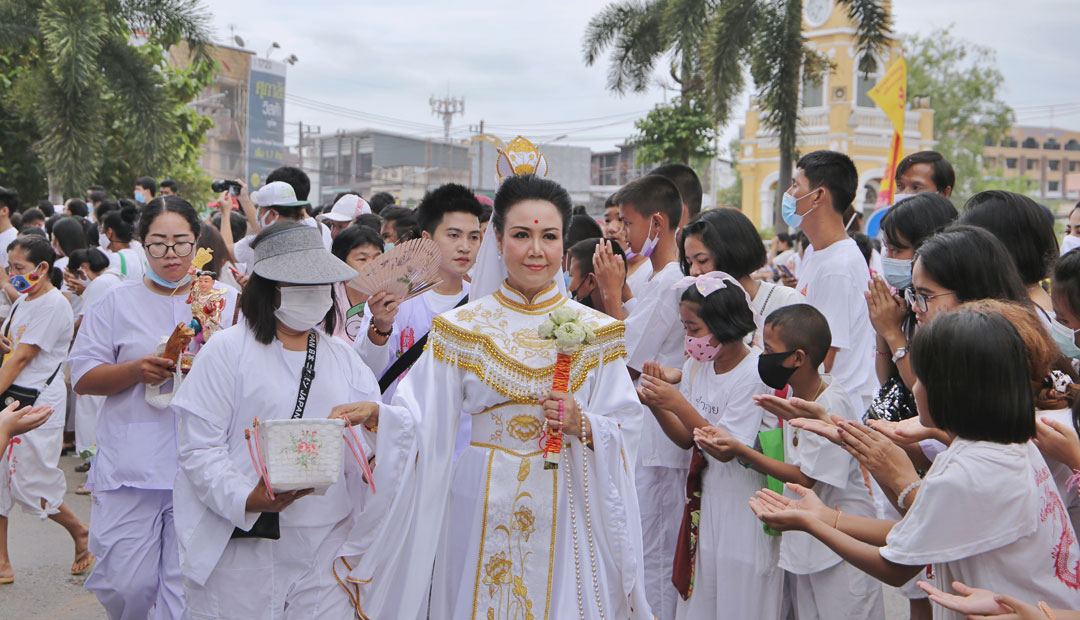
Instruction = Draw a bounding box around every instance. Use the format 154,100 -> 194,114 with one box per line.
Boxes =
780,378 -> 875,574
680,351 -> 776,446
1,289 -> 73,429
625,260 -> 654,300
68,280 -> 239,491
0,226 -> 18,268
354,284 -> 470,403
798,238 -> 877,411
233,235 -> 255,273
748,280 -> 805,347
101,247 -> 146,281
626,261 -> 693,469
78,270 -> 123,318
171,324 -> 392,585
54,256 -> 82,316
302,216 -> 333,251
881,439 -> 1080,619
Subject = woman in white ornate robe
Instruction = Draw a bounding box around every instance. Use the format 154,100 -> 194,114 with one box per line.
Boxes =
341,173 -> 652,620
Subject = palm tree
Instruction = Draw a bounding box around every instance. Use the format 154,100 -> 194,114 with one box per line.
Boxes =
0,0 -> 210,196
584,0 -> 890,223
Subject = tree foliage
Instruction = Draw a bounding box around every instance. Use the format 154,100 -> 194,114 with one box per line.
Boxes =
584,0 -> 891,222
0,0 -> 213,200
628,95 -> 718,166
904,26 -> 1014,200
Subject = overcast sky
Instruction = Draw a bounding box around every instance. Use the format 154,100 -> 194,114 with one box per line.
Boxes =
206,0 -> 1080,156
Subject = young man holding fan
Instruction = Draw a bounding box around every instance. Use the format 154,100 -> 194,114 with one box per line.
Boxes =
353,184 -> 482,404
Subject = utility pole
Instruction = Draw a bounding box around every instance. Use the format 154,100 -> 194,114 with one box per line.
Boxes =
470,120 -> 485,189
430,93 -> 465,141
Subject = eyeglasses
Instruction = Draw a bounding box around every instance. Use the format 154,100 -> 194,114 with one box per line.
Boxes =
904,287 -> 955,313
144,241 -> 195,258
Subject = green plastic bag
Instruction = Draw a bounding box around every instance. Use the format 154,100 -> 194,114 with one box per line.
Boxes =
757,427 -> 785,537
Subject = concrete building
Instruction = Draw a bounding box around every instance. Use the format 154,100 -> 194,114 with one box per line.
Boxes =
983,126 -> 1080,202
737,0 -> 935,227
169,42 -> 254,185
590,145 -> 652,203
313,129 -> 470,206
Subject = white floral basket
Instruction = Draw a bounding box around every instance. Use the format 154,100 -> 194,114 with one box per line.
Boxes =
258,418 -> 345,492
245,417 -> 375,498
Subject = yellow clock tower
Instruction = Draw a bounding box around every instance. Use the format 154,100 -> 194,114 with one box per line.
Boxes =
736,0 -> 936,228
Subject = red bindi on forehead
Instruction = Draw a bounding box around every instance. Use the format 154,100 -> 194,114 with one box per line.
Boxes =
534,220 -> 539,224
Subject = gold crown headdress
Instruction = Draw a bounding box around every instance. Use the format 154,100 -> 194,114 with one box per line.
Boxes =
495,136 -> 549,180
191,247 -> 213,272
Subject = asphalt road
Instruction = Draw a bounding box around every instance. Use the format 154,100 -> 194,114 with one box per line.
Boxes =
0,453 -> 911,619
1,453 -> 104,619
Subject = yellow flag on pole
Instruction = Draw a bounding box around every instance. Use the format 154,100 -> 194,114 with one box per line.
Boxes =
867,57 -> 907,207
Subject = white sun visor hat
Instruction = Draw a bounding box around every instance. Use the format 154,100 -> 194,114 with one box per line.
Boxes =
317,194 -> 371,223
254,181 -> 309,208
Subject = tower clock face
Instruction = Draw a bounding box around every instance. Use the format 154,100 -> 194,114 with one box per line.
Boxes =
805,0 -> 833,28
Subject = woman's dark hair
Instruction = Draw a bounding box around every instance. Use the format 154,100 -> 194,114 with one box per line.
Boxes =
324,225 -> 384,335
138,195 -> 200,243
679,208 -> 766,278
354,213 -> 382,232
95,198 -> 119,224
910,309 -> 1035,443
1054,249 -> 1080,323
51,216 -> 88,257
492,175 -> 573,238
211,210 -> 248,242
849,231 -> 872,266
960,190 -> 1058,285
196,222 -> 229,276
565,215 -> 603,250
240,221 -> 304,345
881,193 -> 958,251
8,235 -> 61,288
67,248 -> 110,274
680,283 -> 757,344
331,225 -> 383,263
102,205 -> 138,244
914,225 -> 1028,304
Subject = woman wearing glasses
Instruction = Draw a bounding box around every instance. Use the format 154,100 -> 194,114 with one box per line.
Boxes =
69,196 -> 239,619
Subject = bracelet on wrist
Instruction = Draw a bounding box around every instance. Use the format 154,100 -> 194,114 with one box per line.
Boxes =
369,322 -> 392,338
896,479 -> 923,510
1038,601 -> 1056,619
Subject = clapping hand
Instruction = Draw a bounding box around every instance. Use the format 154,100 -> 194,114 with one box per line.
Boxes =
637,361 -> 683,412
748,483 -> 831,532
753,394 -> 831,422
916,580 -> 1043,618
866,417 -> 949,445
0,401 -> 54,438
788,415 -> 847,445
836,419 -> 920,496
693,425 -> 743,462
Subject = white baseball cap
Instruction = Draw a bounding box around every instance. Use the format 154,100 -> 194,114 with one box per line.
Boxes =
317,194 -> 371,223
254,181 -> 309,208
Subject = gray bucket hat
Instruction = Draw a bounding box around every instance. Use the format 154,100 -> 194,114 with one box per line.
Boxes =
252,224 -> 357,284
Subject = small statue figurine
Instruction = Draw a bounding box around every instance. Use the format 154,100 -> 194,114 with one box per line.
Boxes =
186,247 -> 227,351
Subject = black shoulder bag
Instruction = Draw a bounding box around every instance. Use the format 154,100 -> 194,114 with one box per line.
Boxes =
232,330 -> 318,540
377,295 -> 468,394
0,301 -> 63,408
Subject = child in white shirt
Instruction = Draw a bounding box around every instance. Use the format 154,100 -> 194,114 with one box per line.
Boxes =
749,308 -> 1080,620
638,271 -> 782,620
702,303 -> 884,619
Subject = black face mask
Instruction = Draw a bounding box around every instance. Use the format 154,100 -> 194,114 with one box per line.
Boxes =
758,350 -> 798,390
571,277 -> 595,308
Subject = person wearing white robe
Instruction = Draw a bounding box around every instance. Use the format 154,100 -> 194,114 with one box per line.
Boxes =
171,221 -> 417,619
69,196 -> 238,619
341,173 -> 653,620
0,236 -> 90,581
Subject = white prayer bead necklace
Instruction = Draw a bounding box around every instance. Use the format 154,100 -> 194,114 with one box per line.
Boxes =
563,408 -> 605,620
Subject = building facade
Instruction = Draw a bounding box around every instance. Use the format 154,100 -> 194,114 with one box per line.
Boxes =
313,129 -> 470,206
983,126 -> 1080,203
737,0 -> 935,228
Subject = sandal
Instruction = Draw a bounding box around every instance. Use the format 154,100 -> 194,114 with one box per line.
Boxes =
71,550 -> 95,575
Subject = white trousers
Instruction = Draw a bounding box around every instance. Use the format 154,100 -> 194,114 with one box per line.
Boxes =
84,487 -> 184,620
0,424 -> 66,519
183,519 -> 354,620
635,464 -> 687,620
788,562 -> 886,620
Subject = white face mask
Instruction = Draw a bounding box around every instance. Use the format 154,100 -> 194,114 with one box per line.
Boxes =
258,208 -> 278,230
274,284 -> 332,331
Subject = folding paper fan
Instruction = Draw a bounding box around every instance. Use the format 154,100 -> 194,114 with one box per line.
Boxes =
347,238 -> 444,301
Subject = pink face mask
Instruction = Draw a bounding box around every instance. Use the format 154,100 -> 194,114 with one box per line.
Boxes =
685,334 -> 722,362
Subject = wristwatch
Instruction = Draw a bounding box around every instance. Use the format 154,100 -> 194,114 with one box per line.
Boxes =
891,346 -> 908,364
